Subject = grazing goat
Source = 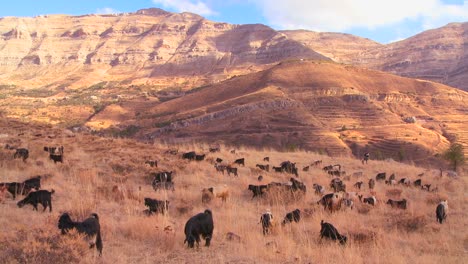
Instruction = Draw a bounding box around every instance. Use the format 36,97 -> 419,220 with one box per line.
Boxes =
182,151 -> 196,160
263,157 -> 270,162
330,178 -> 346,192
280,161 -> 298,177
24,176 -> 41,190
317,193 -> 342,212
1,182 -> 31,199
213,185 -> 230,202
290,178 -> 306,193
226,166 -> 238,177
359,195 -> 377,206
341,198 -> 354,210
354,181 -> 363,190
44,146 -> 64,163
152,171 -> 173,184
272,166 -> 283,172
248,184 -> 268,199
209,146 -> 220,153
184,210 -> 214,248
436,200 -> 448,224
385,179 -> 397,185
320,220 -> 347,245
234,158 -> 245,166
375,172 -> 386,181
313,184 -> 325,195
58,213 -> 103,255
195,154 -> 206,161
421,184 -> 431,191
214,164 -> 226,174
413,179 -> 422,187
398,178 -> 411,186
312,160 -> 322,166
386,199 -> 407,209
144,198 -> 169,214
282,209 -> 301,225
256,164 -> 269,172
144,160 -> 158,167
13,148 -> 29,162
17,189 -> 54,212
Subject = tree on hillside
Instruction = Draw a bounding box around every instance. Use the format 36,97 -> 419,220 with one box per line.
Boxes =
443,143 -> 465,171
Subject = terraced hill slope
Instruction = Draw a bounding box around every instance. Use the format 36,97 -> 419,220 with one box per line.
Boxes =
116,60 -> 467,164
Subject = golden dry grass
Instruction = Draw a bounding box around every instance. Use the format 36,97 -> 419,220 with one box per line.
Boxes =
0,121 -> 466,264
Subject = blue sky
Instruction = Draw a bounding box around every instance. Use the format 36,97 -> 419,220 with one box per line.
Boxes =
1,0 -> 467,44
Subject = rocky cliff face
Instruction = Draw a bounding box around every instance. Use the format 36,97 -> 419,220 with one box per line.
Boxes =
2,8 -> 465,91
351,23 -> 468,91
0,8 -> 327,89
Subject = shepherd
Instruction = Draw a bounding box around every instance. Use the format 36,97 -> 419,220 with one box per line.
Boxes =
362,152 -> 370,164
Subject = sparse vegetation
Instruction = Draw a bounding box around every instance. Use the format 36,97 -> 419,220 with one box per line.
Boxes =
88,81 -> 107,91
0,118 -> 466,263
443,143 -> 465,170
13,88 -> 57,98
106,125 -> 141,138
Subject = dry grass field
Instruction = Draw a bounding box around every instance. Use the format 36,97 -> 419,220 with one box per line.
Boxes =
0,118 -> 466,264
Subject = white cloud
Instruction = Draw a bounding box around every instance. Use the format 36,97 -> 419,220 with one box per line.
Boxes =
96,7 -> 121,15
152,0 -> 216,16
250,0 -> 468,32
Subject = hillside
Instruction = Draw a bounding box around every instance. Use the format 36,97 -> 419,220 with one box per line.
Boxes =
280,30 -> 382,62
98,60 -> 467,165
0,8 -> 327,90
285,23 -> 468,91
352,23 -> 468,91
0,9 -> 466,166
0,117 -> 466,263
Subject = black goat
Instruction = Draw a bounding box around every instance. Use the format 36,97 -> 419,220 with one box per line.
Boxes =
260,211 -> 274,235
1,182 -> 31,199
184,209 -> 214,248
24,176 -> 41,190
58,213 -> 103,256
320,220 -> 347,245
247,184 -> 268,198
17,189 -> 54,212
282,209 -> 301,225
144,198 -> 169,215
13,148 -> 29,162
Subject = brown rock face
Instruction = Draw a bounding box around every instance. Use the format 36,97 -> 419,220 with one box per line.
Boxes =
284,23 -> 468,91
280,30 -> 382,62
0,8 -> 327,89
351,23 -> 468,91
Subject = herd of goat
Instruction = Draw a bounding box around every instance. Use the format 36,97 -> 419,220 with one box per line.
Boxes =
0,144 -> 450,256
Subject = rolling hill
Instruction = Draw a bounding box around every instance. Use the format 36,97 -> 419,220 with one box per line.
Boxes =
85,60 -> 467,165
